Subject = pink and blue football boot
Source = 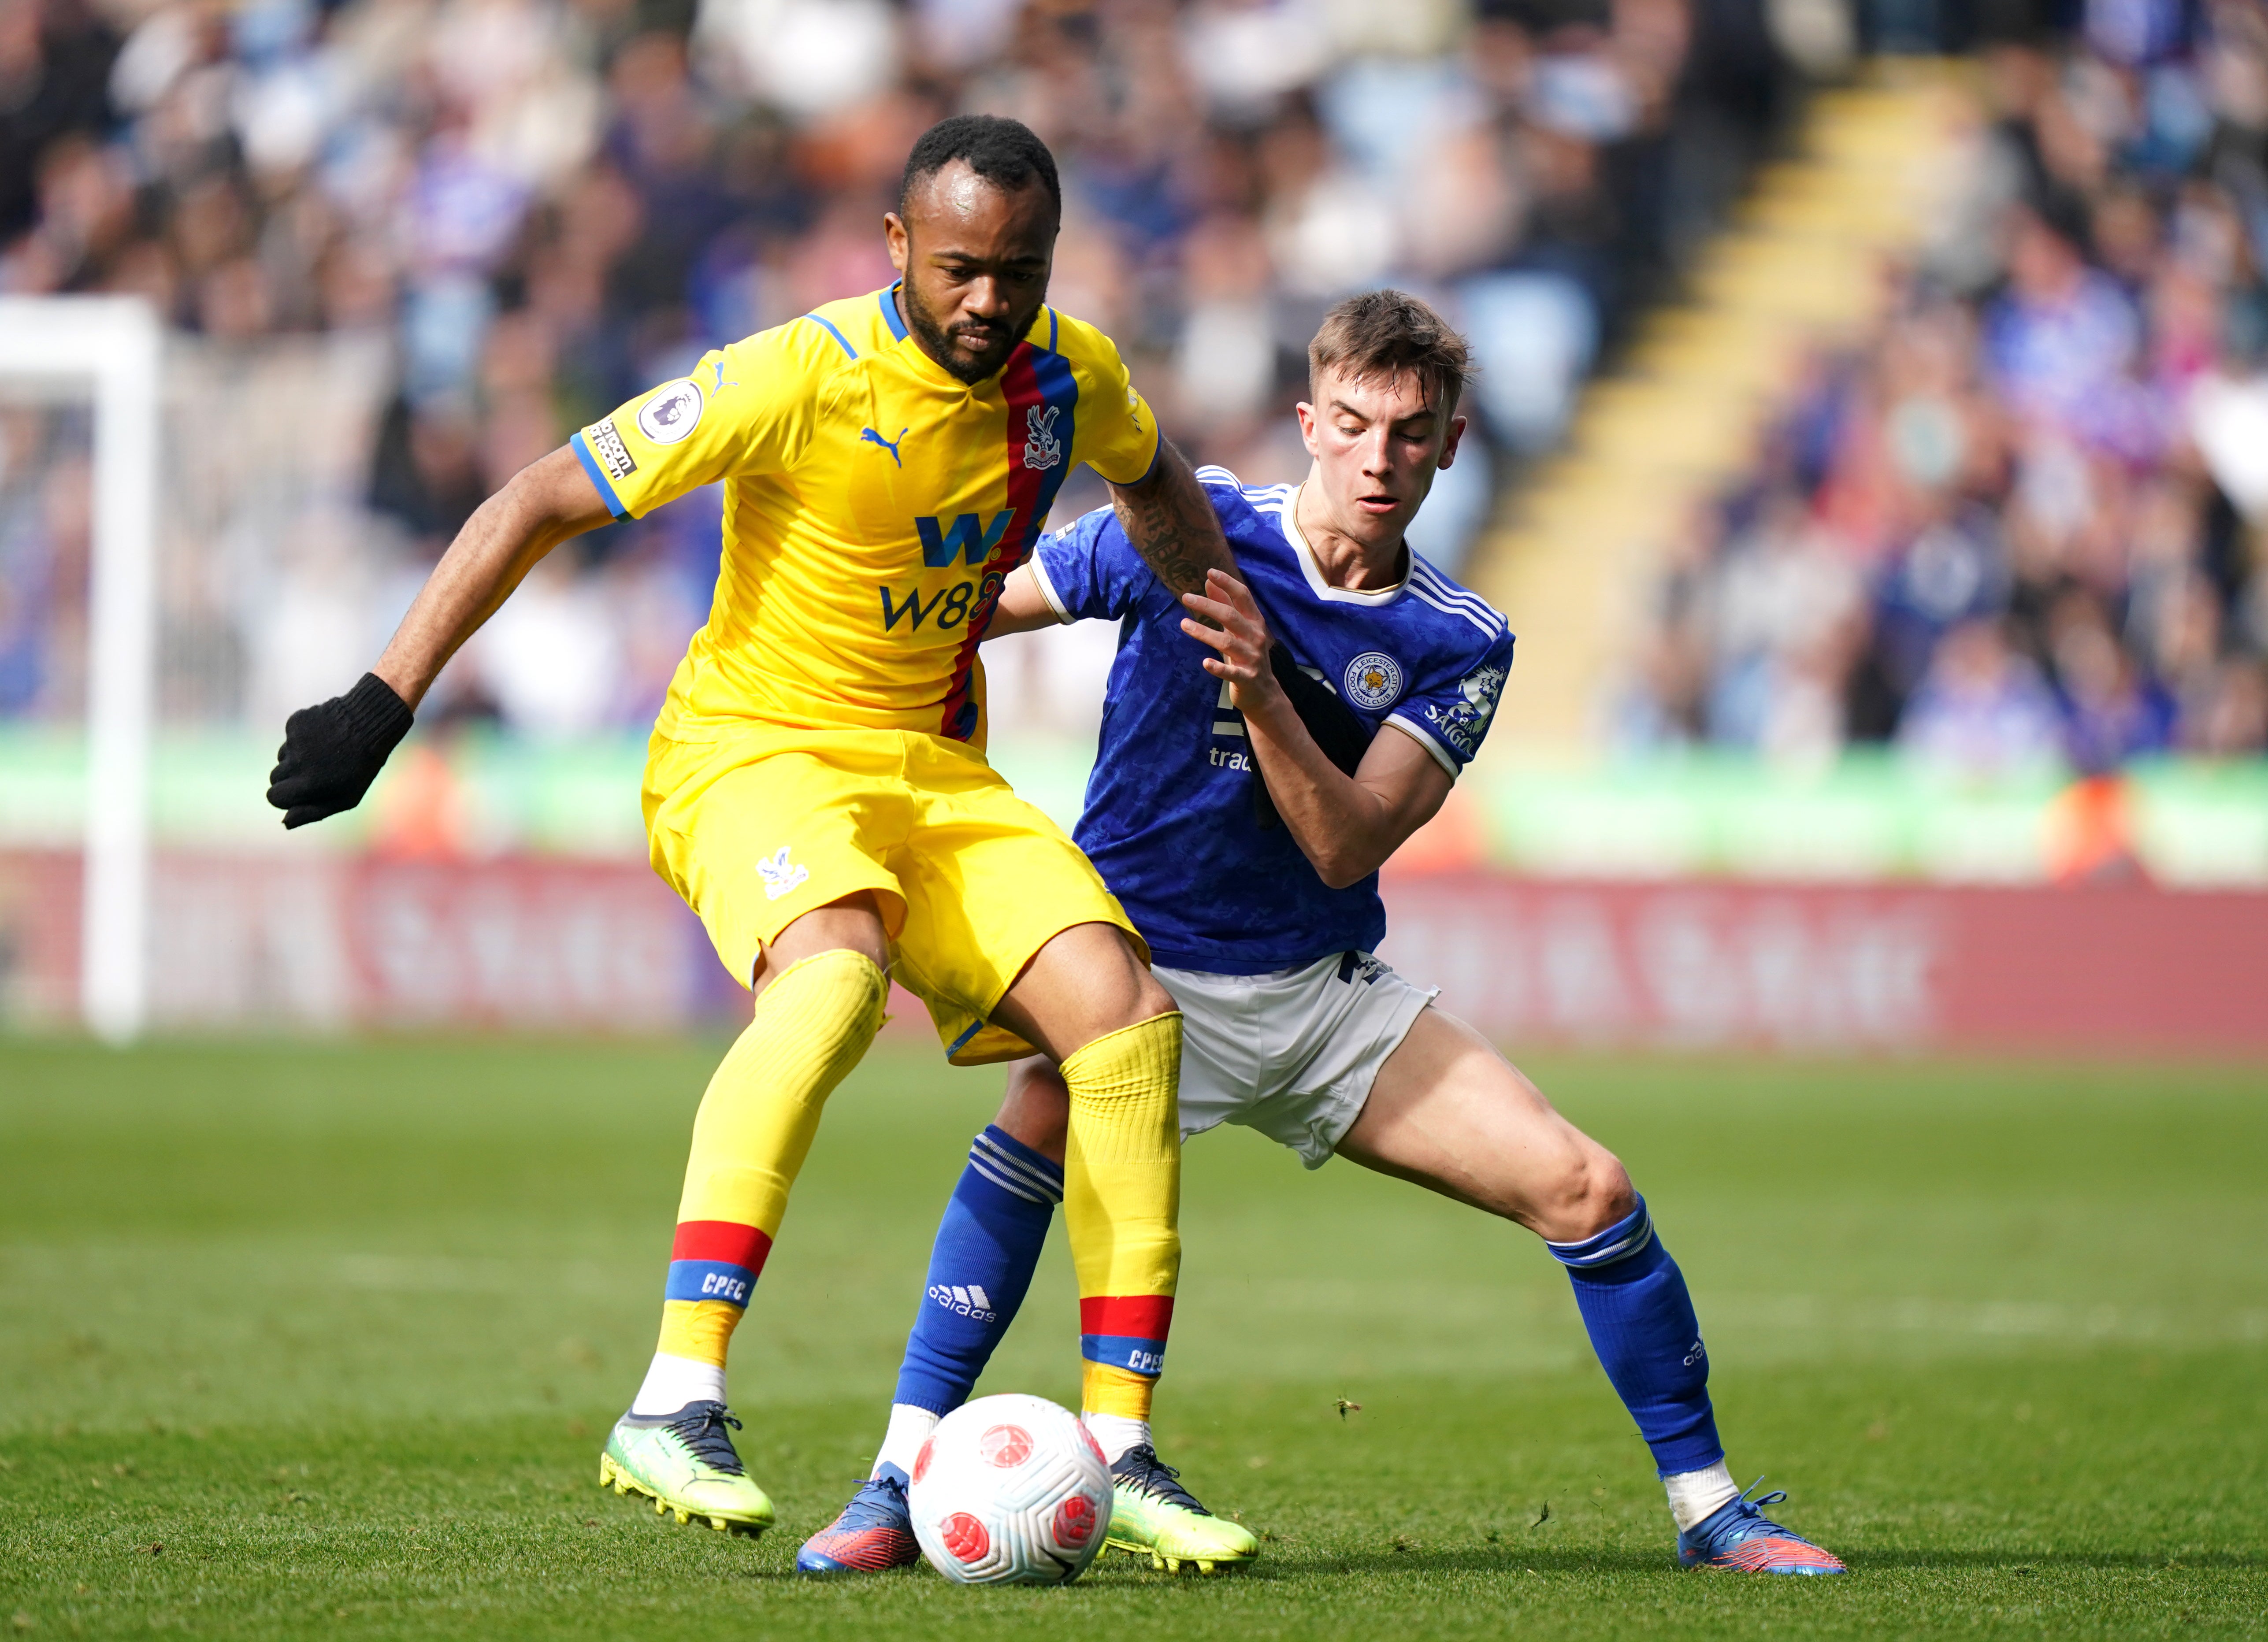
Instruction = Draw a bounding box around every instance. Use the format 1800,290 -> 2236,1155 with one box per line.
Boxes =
1677,1479 -> 1847,1574
795,1462 -> 921,1575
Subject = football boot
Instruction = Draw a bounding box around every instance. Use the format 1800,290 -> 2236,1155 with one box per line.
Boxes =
1677,1478 -> 1846,1574
795,1464 -> 921,1575
598,1400 -> 774,1537
1103,1444 -> 1258,1572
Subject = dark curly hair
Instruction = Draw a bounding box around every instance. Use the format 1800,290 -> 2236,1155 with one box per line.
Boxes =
899,115 -> 1062,224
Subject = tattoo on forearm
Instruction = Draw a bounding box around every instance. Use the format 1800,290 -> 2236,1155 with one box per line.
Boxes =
1113,441 -> 1235,600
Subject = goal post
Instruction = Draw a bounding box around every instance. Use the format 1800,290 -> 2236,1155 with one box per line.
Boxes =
0,296 -> 162,1043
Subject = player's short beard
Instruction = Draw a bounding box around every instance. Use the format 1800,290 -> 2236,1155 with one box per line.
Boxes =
900,273 -> 1024,385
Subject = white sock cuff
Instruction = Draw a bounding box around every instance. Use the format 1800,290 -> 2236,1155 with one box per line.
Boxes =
875,1403 -> 941,1479
1080,1410 -> 1151,1466
1663,1459 -> 1740,1532
630,1352 -> 727,1417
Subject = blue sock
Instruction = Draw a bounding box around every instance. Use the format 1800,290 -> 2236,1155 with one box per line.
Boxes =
1548,1194 -> 1725,1476
891,1126 -> 1060,1415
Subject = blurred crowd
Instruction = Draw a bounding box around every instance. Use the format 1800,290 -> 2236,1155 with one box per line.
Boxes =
0,0 -> 1797,737
1623,3 -> 2268,771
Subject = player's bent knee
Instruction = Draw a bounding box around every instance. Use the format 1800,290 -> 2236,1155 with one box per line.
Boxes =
756,892 -> 891,992
996,1058 -> 1071,1162
1553,1145 -> 1635,1242
1081,927 -> 1174,1028
1127,974 -> 1177,1026
757,948 -> 891,1043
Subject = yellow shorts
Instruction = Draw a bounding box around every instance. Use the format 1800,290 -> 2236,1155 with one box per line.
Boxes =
643,722 -> 1145,1064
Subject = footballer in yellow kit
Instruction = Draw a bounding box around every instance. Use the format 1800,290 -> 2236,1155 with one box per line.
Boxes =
265,115 -> 1244,1550
576,280 -> 1155,1064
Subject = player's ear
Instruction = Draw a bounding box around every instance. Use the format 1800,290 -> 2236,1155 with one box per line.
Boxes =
1295,400 -> 1320,454
884,212 -> 910,274
1437,413 -> 1468,471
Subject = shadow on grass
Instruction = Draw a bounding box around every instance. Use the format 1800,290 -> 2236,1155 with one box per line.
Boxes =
1032,1545 -> 2268,1583
1838,1548 -> 2264,1572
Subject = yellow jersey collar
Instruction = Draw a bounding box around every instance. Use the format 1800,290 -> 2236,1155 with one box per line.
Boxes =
879,284 -> 1061,391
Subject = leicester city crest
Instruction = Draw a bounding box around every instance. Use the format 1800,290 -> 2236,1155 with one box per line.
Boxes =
1343,651 -> 1403,709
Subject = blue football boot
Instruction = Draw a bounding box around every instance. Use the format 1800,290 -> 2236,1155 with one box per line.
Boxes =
795,1463 -> 921,1575
1677,1478 -> 1846,1574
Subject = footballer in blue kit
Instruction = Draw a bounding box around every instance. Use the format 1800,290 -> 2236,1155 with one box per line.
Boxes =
798,291 -> 1847,1579
1028,465 -> 1516,976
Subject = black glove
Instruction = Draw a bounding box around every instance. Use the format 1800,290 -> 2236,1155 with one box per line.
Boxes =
267,672 -> 415,829
1252,643 -> 1375,830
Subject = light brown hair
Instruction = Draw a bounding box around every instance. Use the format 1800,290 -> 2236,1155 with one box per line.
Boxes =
1307,289 -> 1473,419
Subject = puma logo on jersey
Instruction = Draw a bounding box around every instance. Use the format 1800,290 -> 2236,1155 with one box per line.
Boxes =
757,846 -> 809,901
1022,404 -> 1062,471
861,424 -> 910,467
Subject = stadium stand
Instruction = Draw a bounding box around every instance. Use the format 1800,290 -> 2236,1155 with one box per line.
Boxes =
0,0 -> 1792,741
7,3 -> 2266,1038
1605,13 -> 2268,768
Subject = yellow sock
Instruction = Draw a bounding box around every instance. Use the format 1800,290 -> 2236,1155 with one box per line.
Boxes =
1061,1012 -> 1182,1404
652,949 -> 889,1370
1083,1361 -> 1157,1421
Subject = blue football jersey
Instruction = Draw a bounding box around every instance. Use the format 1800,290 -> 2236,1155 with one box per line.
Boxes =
1028,466 -> 1517,974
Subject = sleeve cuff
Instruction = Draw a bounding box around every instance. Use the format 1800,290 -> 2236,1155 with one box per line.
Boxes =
569,430 -> 632,522
1025,555 -> 1076,624
1089,424 -> 1163,489
1382,714 -> 1460,778
342,671 -> 415,743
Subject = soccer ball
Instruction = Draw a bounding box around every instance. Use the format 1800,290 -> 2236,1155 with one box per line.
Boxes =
907,1393 -> 1114,1585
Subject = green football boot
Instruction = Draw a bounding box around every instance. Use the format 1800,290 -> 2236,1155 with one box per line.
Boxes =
1104,1444 -> 1258,1572
598,1401 -> 775,1537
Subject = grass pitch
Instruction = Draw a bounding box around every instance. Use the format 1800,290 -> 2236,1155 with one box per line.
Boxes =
1,1038 -> 2263,1639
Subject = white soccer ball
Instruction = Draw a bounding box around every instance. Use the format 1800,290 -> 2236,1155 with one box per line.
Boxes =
906,1393 -> 1114,1585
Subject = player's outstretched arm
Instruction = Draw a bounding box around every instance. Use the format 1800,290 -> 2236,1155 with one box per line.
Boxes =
1106,438 -> 1237,603
265,445 -> 611,827
978,564 -> 1063,639
369,446 -> 611,708
1181,569 -> 1451,888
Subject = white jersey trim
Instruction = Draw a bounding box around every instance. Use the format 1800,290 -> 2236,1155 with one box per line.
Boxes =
1411,562 -> 1499,619
1024,556 -> 1075,624
1406,564 -> 1497,630
1408,562 -> 1507,636
1381,712 -> 1461,777
1407,580 -> 1503,636
1276,483 -> 1409,607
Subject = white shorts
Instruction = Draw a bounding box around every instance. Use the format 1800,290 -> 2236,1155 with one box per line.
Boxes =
1155,951 -> 1438,1169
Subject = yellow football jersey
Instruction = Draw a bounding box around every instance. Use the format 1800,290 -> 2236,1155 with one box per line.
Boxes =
571,284 -> 1159,749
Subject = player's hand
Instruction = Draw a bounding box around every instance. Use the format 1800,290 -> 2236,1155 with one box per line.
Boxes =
1180,570 -> 1281,713
266,672 -> 416,829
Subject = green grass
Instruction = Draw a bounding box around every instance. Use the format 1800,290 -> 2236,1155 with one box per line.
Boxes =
1,1039 -> 2263,1639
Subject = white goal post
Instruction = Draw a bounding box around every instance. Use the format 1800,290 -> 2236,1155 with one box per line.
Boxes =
0,297 -> 161,1043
